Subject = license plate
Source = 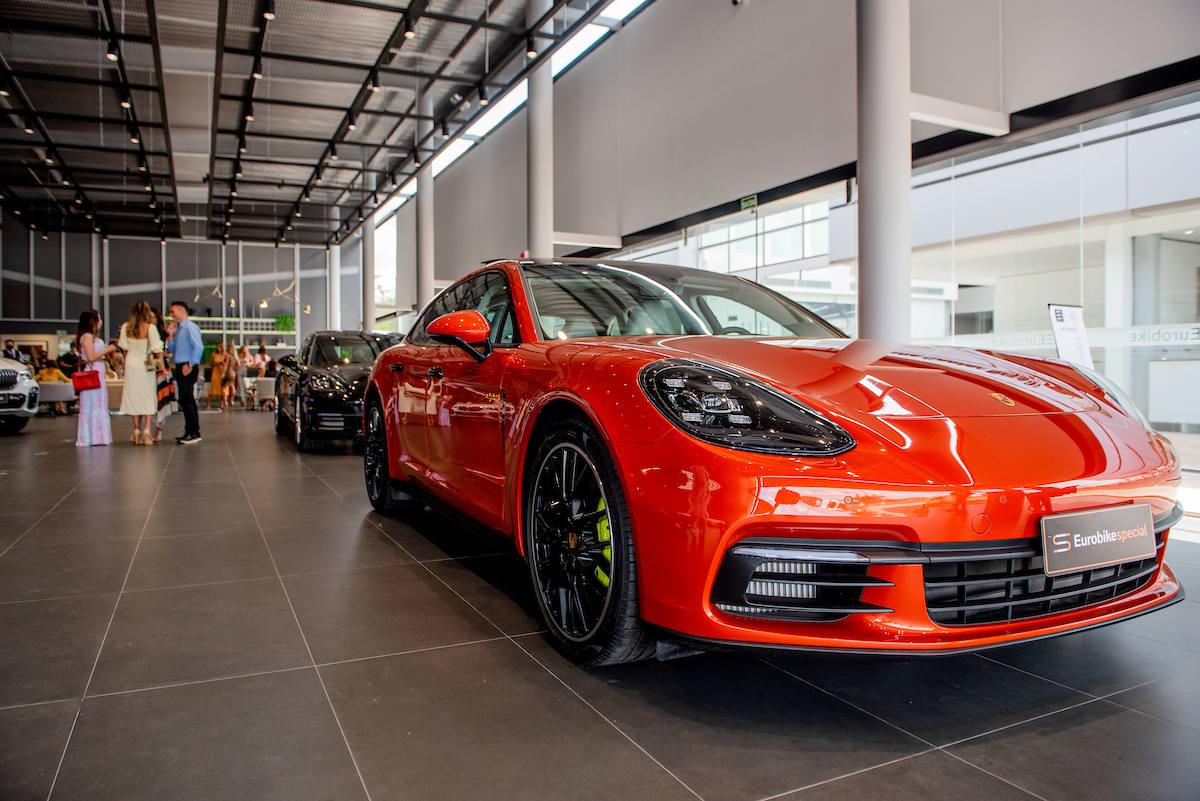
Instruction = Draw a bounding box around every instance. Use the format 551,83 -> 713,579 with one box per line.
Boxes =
1040,503 -> 1157,577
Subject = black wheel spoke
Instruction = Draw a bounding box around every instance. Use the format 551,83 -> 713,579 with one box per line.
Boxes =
530,443 -> 617,641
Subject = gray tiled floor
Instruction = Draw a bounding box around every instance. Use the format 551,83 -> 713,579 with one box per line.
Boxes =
1,413 -> 1198,801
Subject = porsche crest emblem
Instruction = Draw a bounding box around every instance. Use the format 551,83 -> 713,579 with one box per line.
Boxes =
989,392 -> 1016,407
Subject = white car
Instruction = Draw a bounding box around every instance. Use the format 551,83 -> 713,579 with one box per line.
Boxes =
0,356 -> 38,434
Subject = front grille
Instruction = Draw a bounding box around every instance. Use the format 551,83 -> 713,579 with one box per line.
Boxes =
0,369 -> 16,389
924,533 -> 1164,626
712,544 -> 893,623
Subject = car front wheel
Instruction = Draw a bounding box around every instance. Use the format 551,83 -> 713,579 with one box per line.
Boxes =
0,416 -> 29,435
524,415 -> 655,666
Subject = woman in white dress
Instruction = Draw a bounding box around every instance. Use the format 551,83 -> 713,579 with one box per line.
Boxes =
118,300 -> 164,445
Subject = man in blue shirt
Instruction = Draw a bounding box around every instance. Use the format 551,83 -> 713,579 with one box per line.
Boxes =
168,301 -> 204,444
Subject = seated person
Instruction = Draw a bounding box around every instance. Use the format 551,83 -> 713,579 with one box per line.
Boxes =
35,359 -> 71,415
264,359 -> 278,378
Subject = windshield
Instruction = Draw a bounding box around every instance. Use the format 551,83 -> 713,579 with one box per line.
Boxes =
523,265 -> 708,339
523,263 -> 841,340
311,335 -> 386,366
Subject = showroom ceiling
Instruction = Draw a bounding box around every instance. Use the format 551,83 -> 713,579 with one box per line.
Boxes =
0,0 -> 607,246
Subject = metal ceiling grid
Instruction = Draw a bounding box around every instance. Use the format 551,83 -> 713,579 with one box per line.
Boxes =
1,0 -> 182,239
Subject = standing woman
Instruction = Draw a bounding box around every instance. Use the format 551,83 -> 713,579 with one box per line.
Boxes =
220,343 -> 237,407
118,300 -> 164,445
75,309 -> 116,447
209,342 -> 228,408
236,344 -> 253,406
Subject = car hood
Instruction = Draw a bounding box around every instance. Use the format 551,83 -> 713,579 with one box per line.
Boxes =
582,336 -> 1102,420
317,363 -> 372,390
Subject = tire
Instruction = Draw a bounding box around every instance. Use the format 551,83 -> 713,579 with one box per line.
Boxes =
363,397 -> 406,515
293,397 -> 315,453
523,414 -> 655,666
274,390 -> 287,436
0,416 -> 29,435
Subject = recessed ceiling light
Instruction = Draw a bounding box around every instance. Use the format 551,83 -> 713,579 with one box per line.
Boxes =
120,95 -> 132,110
262,0 -> 276,21
105,41 -> 119,62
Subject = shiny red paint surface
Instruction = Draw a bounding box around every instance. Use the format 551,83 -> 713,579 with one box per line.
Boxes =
369,261 -> 1183,652
426,309 -> 491,344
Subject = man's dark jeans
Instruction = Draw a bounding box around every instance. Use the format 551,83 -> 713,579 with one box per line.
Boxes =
174,364 -> 200,437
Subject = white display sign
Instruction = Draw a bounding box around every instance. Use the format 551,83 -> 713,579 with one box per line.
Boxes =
1047,304 -> 1095,369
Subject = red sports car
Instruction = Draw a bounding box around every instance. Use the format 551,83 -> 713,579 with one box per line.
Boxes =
363,259 -> 1184,665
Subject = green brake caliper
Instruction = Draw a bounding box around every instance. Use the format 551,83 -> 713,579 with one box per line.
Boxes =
594,498 -> 611,588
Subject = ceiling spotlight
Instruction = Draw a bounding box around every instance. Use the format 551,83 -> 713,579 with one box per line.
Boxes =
45,156 -> 55,165
225,219 -> 231,226
302,304 -> 311,314
526,36 -> 538,59
144,182 -> 152,191
160,237 -> 166,244
244,104 -> 254,122
235,165 -> 243,178
86,212 -> 93,219
252,58 -> 264,80
129,128 -> 140,144
149,199 -> 157,208
154,217 -> 161,224
478,84 -> 489,106
357,212 -> 364,222
105,40 -> 119,62
403,16 -> 416,39
29,221 -> 35,228
302,189 -> 310,201
41,232 -> 49,241
259,298 -> 269,309
238,138 -> 247,154
13,210 -> 21,216
23,119 -> 34,134
329,145 -> 338,161
120,95 -> 132,110
262,0 -> 276,21
347,112 -> 357,131
369,70 -> 381,93
138,160 -> 147,172
286,223 -> 293,230
230,182 -> 238,196
440,119 -> 449,139
62,178 -> 72,186
0,88 -> 8,97
294,208 -> 301,217
412,147 -> 421,167
74,194 -> 83,205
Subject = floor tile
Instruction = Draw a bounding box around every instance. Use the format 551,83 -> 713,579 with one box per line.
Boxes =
1106,670 -> 1200,732
769,652 -> 1087,746
261,521 -> 412,576
426,554 -> 544,635
146,499 -> 256,535
125,529 -> 276,590
284,563 -> 498,663
51,670 -> 367,801
248,499 -> 367,530
0,700 -> 79,801
89,578 -> 310,694
366,509 -> 506,561
779,750 -> 1036,801
0,596 -> 115,707
0,512 -> 42,551
20,508 -> 149,547
950,699 -> 1200,801
521,637 -> 925,801
1110,598 -> 1200,654
982,623 -> 1199,696
1163,539 -> 1199,592
321,640 -> 693,801
0,540 -> 137,603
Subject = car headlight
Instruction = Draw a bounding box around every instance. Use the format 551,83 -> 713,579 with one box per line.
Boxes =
1074,365 -> 1153,430
307,374 -> 344,393
639,359 -> 855,456
18,369 -> 31,383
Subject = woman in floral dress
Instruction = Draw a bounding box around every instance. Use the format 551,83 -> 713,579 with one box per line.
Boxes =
75,309 -> 116,447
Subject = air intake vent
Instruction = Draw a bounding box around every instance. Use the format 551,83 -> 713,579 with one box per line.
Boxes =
712,544 -> 893,622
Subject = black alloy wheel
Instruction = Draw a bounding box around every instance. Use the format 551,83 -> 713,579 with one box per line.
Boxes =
273,387 -> 287,435
525,416 -> 655,665
293,396 -> 313,452
364,399 -> 400,514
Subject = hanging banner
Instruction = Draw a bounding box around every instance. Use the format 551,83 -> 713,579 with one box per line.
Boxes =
1048,303 -> 1095,369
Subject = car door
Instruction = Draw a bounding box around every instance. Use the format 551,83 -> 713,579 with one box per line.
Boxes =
280,335 -> 312,424
405,271 -> 516,529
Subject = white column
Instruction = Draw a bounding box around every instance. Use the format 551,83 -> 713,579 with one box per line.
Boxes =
362,226 -> 376,332
526,0 -> 554,258
159,240 -> 167,312
90,233 -> 100,311
60,234 -> 67,320
415,87 -> 436,307
293,242 -> 301,341
28,230 -> 34,320
1103,223 -> 1133,393
328,245 -> 341,329
236,241 -> 244,347
855,0 -> 912,342
219,245 -> 227,347
101,237 -> 110,339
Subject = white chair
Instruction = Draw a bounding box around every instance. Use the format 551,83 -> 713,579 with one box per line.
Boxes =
253,377 -> 276,410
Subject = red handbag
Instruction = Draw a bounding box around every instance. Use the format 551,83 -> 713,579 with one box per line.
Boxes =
72,369 -> 101,393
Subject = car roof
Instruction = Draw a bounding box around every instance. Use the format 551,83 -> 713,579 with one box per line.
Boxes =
487,257 -> 726,285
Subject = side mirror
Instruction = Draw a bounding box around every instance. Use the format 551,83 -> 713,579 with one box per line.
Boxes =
426,310 -> 492,362
278,354 -> 298,370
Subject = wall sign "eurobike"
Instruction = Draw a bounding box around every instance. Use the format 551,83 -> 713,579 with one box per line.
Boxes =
925,323 -> 1200,352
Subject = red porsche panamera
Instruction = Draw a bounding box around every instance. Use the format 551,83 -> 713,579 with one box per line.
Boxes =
363,259 -> 1185,665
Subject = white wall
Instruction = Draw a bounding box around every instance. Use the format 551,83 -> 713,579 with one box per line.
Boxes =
411,0 -> 1200,284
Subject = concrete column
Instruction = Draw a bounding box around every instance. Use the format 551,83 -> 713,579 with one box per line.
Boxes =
28,230 -> 34,320
1103,224 -> 1133,393
101,238 -> 110,339
415,87 -> 436,307
526,0 -> 554,258
60,234 -> 67,320
220,245 -> 227,348
293,242 -> 301,341
236,241 -> 244,347
327,245 -> 341,329
159,240 -> 167,312
855,0 -> 912,342
90,233 -> 100,311
362,226 -> 376,332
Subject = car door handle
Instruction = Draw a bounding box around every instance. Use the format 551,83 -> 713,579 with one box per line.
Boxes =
426,367 -> 443,379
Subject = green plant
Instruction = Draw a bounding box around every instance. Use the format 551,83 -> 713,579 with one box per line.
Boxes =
274,314 -> 295,332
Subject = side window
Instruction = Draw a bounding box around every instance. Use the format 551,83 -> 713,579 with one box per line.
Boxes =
409,272 -> 518,347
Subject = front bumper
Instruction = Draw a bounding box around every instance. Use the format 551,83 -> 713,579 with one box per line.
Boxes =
0,386 -> 38,416
612,414 -> 1183,654
301,395 -> 363,439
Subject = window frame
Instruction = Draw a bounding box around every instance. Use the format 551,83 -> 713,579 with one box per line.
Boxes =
407,269 -> 521,348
